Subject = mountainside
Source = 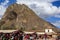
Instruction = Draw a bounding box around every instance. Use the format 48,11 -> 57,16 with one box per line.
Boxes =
0,3 -> 59,32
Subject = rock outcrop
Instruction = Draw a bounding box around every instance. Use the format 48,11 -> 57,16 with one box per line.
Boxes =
0,3 -> 59,32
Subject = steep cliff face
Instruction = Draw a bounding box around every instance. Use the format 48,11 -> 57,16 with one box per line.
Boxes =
0,3 -> 59,32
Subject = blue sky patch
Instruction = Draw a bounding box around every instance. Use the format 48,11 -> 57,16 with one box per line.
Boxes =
52,1 -> 60,7
5,0 -> 16,6
0,0 -> 5,4
45,16 -> 60,23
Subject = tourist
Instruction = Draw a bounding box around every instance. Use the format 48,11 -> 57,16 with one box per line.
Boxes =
0,32 -> 3,40
38,35 -> 42,40
29,34 -> 34,40
25,34 -> 30,40
14,36 -> 18,40
10,35 -> 14,40
18,33 -> 23,40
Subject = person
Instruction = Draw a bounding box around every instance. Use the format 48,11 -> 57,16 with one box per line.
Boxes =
18,31 -> 24,40
29,34 -> 34,40
14,36 -> 18,40
2,33 -> 5,40
10,35 -> 14,40
0,32 -> 3,40
10,33 -> 15,40
56,36 -> 60,40
43,33 -> 47,40
38,35 -> 42,40
25,34 -> 30,40
4,33 -> 10,40
18,34 -> 23,40
32,32 -> 37,40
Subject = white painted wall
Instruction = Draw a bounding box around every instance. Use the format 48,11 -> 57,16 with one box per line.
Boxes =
49,29 -> 53,32
45,29 -> 53,33
45,29 -> 48,32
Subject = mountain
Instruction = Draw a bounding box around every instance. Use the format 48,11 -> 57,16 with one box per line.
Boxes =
0,3 -> 59,32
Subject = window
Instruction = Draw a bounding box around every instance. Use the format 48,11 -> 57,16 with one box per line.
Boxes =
45,29 -> 53,33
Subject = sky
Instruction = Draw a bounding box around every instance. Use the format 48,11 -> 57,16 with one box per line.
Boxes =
0,0 -> 60,28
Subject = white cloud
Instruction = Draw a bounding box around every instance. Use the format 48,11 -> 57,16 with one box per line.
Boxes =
0,0 -> 58,16
55,15 -> 60,18
0,0 -> 9,20
30,2 -> 59,15
16,0 -> 60,17
52,21 -> 60,27
0,0 -> 59,17
0,0 -> 9,15
41,0 -> 59,2
0,0 -> 59,18
0,5 -> 6,15
1,0 -> 9,6
16,0 -> 59,4
16,0 -> 60,28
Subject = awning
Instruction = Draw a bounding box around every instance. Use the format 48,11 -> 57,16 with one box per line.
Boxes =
0,30 -> 16,33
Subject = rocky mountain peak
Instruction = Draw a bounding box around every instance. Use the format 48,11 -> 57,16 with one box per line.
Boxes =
0,3 -> 59,32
